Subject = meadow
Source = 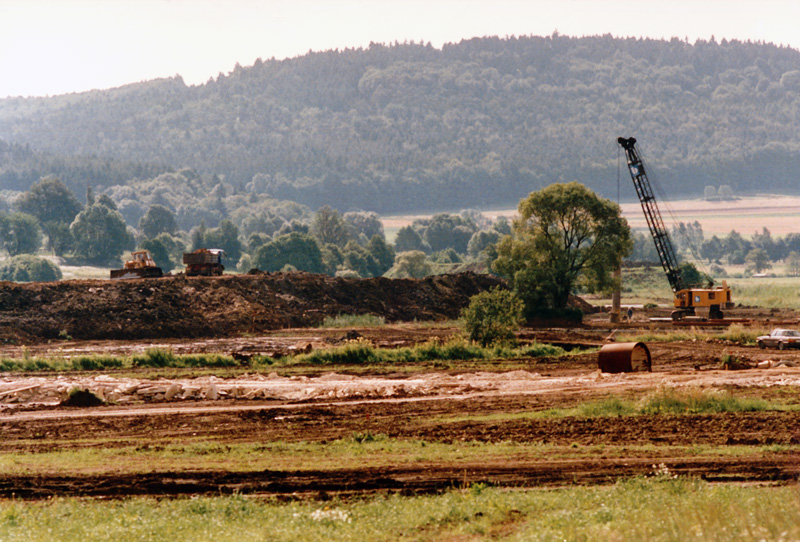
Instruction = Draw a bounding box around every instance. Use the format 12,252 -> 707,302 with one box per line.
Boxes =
2,479 -> 798,541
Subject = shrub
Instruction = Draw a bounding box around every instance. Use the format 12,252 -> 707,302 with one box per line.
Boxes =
462,287 -> 524,346
0,254 -> 62,282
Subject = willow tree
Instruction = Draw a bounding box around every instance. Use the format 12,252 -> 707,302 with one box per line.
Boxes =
492,182 -> 631,318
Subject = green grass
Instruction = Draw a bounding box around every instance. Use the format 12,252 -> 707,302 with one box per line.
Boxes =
319,314 -> 386,328
442,388 -> 785,423
593,264 -> 800,310
0,349 -> 243,373
2,436 -> 796,480
618,323 -> 767,347
0,338 -> 570,374
1,480 -> 798,541
726,277 -> 800,309
287,336 -> 567,365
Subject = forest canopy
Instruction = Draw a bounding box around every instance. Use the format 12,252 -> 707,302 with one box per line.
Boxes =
2,34 -> 800,216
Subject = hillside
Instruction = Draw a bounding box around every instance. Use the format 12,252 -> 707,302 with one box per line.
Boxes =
2,34 -> 800,214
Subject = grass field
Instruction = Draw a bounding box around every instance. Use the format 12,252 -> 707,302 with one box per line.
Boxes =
2,481 -> 798,541
382,195 -> 800,241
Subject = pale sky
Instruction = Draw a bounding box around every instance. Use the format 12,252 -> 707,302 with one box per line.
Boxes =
1,0 -> 798,98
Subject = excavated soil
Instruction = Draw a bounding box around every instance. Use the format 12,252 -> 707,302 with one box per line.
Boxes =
1,273 -> 800,499
0,271 -> 502,343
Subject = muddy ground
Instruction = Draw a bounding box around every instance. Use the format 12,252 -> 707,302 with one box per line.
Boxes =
1,273 -> 799,499
2,322 -> 800,499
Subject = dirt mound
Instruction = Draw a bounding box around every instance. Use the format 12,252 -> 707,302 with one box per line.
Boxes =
0,272 -> 503,343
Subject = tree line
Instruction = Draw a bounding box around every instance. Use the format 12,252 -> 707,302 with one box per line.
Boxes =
0,177 -> 512,282
629,220 -> 800,277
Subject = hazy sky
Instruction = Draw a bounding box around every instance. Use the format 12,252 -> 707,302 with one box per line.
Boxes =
1,0 -> 798,98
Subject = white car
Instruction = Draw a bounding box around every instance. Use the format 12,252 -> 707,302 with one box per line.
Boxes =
756,329 -> 800,350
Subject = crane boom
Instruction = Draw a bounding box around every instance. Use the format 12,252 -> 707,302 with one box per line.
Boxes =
617,137 -> 683,292
617,136 -> 732,320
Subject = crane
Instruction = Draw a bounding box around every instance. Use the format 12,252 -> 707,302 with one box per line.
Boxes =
617,137 -> 732,320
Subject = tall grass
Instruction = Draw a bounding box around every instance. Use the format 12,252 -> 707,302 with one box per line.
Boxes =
289,336 -> 567,365
728,278 -> 800,309
0,339 -> 568,373
619,323 -> 766,346
320,314 -> 386,328
571,387 -> 773,418
0,349 -> 241,373
1,481 -> 798,541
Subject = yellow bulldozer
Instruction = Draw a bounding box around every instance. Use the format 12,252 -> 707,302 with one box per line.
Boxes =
110,250 -> 164,279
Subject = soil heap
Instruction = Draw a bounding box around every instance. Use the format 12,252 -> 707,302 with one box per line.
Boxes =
0,272 -> 502,343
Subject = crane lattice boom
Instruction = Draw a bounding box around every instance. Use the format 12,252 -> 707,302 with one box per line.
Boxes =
617,137 -> 683,293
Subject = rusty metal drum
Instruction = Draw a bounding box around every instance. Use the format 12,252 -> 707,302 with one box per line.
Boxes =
598,342 -> 651,373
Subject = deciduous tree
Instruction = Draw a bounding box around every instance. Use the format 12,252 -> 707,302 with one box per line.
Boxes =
138,204 -> 177,239
253,232 -> 324,273
492,182 -> 631,317
70,204 -> 134,265
14,177 -> 83,225
0,212 -> 42,256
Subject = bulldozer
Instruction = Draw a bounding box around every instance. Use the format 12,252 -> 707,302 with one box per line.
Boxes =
110,250 -> 164,279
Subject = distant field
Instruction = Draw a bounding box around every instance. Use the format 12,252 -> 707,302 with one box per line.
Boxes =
383,196 -> 800,240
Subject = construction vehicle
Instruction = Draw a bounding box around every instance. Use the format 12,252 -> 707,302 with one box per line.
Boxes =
110,250 -> 164,279
617,137 -> 732,320
183,248 -> 225,276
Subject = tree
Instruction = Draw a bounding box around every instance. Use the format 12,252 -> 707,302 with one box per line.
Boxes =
492,182 -> 631,316
391,250 -> 432,278
628,231 -> 659,263
367,235 -> 395,276
190,221 -> 207,251
341,241 -> 374,278
786,251 -> 800,277
671,221 -> 703,254
0,212 -> 42,256
423,213 -> 477,254
140,233 -> 185,272
42,221 -> 74,257
467,230 -> 501,260
96,194 -> 118,210
343,211 -> 384,241
679,261 -> 711,286
394,225 -> 428,253
462,288 -> 524,346
718,185 -> 735,200
0,254 -> 62,282
70,203 -> 134,265
204,219 -> 243,265
14,177 -> 83,225
751,227 -> 780,261
745,248 -> 772,274
700,235 -> 724,263
312,206 -> 350,247
138,204 -> 177,239
253,232 -> 324,273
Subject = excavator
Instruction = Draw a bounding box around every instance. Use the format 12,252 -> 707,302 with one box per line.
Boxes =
617,137 -> 732,320
110,250 -> 164,279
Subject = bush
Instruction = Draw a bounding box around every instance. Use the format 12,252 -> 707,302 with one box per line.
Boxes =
462,287 -> 524,346
0,254 -> 62,282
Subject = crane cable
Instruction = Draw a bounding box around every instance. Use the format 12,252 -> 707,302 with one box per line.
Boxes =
635,143 -> 714,281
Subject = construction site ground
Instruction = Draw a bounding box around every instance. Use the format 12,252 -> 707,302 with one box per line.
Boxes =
1,274 -> 799,499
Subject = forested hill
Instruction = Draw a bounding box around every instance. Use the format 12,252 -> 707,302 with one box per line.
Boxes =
2,34 -> 800,214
